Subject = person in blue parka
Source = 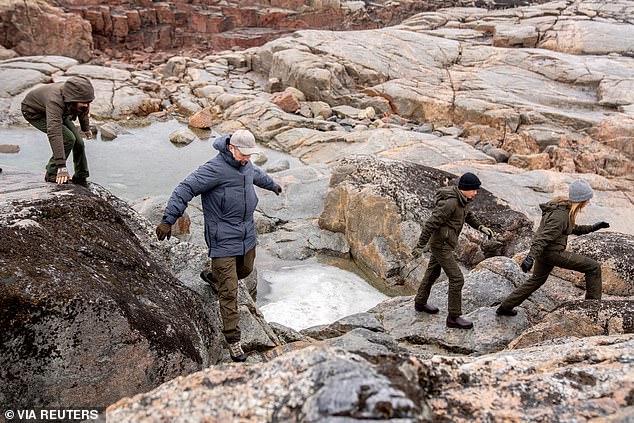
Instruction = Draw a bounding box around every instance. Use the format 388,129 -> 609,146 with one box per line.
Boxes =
156,130 -> 281,362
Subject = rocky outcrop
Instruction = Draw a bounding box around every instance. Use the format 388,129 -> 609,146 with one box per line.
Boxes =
424,335 -> 634,421
0,0 -> 93,62
0,170 -> 280,409
107,346 -> 432,422
318,156 -> 534,286
107,336 -> 634,422
52,0 -> 494,62
0,56 -> 162,124
509,300 -> 634,349
252,0 -> 634,176
554,232 -> 634,297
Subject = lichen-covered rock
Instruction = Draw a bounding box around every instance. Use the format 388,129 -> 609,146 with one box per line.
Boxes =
319,156 -> 533,286
423,335 -> 634,421
552,232 -> 634,297
107,346 -> 432,422
509,300 -> 634,349
0,170 -> 280,410
0,185 -> 220,409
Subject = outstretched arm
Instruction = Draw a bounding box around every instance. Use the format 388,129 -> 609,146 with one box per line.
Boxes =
162,163 -> 219,225
253,166 -> 279,192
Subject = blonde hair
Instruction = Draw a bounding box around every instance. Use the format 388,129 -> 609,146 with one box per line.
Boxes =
569,200 -> 588,226
553,195 -> 588,226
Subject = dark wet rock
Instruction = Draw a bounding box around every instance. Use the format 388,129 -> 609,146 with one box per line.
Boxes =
268,322 -> 309,344
324,328 -> 407,360
98,122 -> 129,140
0,170 -> 280,410
301,312 -> 384,341
0,183 -> 219,409
107,346 -> 432,422
319,156 -> 533,287
509,300 -> 634,349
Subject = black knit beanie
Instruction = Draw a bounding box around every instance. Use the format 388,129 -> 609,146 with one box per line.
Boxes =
458,172 -> 481,190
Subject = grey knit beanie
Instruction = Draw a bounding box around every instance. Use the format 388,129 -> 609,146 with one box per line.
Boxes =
568,179 -> 593,202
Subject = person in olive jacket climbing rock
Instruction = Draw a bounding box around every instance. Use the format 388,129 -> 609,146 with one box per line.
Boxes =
21,76 -> 95,186
497,179 -> 609,316
156,130 -> 282,362
412,172 -> 494,330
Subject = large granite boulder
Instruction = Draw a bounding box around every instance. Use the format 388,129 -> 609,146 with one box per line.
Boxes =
509,300 -> 634,349
107,346 -> 432,422
424,335 -> 634,421
319,156 -> 533,287
0,170 -> 279,409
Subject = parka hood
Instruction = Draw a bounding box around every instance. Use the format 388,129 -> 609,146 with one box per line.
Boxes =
539,199 -> 570,214
62,76 -> 95,103
213,134 -> 246,169
436,186 -> 467,206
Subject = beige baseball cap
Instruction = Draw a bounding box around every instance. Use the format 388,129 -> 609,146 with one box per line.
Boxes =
230,130 -> 260,155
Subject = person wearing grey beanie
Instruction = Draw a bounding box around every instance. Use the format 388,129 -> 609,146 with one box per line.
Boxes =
497,179 -> 610,316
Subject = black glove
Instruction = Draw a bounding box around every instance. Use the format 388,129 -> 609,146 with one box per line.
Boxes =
156,223 -> 172,241
591,221 -> 610,232
520,255 -> 534,273
274,184 -> 282,195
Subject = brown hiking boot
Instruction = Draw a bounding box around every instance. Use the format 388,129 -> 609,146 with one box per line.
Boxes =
228,341 -> 247,362
446,315 -> 473,329
414,302 -> 439,314
44,173 -> 57,183
199,270 -> 218,295
496,306 -> 518,316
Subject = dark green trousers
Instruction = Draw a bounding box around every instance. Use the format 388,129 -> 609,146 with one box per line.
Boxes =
415,245 -> 464,316
211,247 -> 256,343
501,250 -> 602,309
26,116 -> 89,178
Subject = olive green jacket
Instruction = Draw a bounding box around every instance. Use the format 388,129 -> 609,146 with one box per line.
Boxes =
528,200 -> 593,258
21,76 -> 94,167
417,186 -> 483,250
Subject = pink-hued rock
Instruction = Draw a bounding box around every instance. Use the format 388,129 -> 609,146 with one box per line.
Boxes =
271,90 -> 300,113
0,0 -> 93,62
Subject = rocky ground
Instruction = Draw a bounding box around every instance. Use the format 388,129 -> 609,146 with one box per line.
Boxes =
1,0 -> 633,420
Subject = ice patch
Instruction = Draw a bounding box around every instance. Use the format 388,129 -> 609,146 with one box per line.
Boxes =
258,264 -> 388,331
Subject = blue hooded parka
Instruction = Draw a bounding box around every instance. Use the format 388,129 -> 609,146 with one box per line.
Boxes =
162,135 -> 278,258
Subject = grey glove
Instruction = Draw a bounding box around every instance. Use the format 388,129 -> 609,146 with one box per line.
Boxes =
56,167 -> 70,184
156,223 -> 172,241
478,225 -> 494,239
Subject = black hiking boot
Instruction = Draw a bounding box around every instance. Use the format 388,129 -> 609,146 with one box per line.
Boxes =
446,315 -> 473,329
414,302 -> 439,314
496,306 -> 518,316
200,270 -> 218,295
71,176 -> 89,187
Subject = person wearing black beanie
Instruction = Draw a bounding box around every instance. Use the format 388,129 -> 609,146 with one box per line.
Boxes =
411,172 -> 494,329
